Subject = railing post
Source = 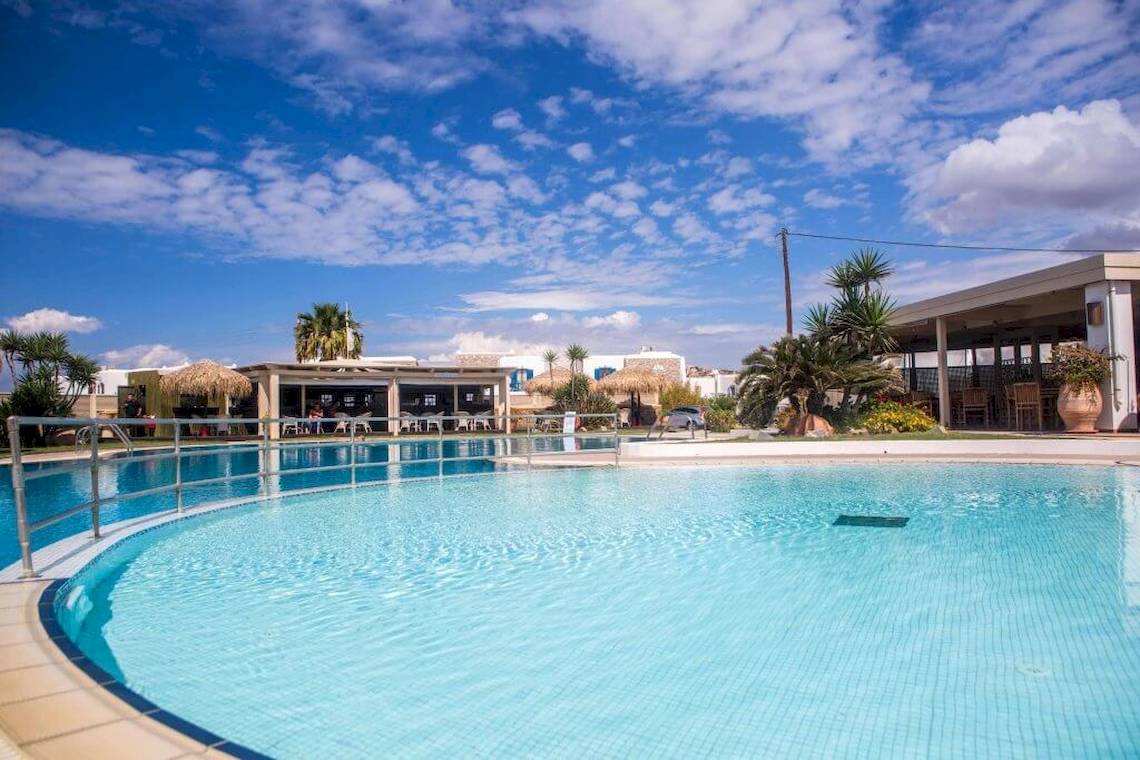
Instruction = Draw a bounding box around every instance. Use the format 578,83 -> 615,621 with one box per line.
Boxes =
260,420 -> 271,495
614,412 -> 620,467
437,416 -> 444,479
174,423 -> 183,512
349,423 -> 357,486
526,416 -> 533,471
7,417 -> 35,578
89,421 -> 101,539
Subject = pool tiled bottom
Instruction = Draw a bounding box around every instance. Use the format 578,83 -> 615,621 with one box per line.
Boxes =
57,465 -> 1140,757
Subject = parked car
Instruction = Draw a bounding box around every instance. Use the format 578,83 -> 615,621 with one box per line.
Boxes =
661,405 -> 705,431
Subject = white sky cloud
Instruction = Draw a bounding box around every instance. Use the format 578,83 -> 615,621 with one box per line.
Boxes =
803,188 -> 847,209
461,143 -> 520,174
582,310 -> 640,329
567,142 -> 594,162
491,108 -> 524,130
919,100 -> 1140,234
538,95 -> 566,122
373,134 -> 414,164
6,307 -> 103,334
101,343 -> 191,367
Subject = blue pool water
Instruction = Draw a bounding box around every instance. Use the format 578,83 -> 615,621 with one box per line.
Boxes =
0,435 -> 608,568
55,464 -> 1140,757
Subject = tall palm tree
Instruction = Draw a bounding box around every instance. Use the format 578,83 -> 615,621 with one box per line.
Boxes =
827,248 -> 894,297
294,303 -> 362,362
565,344 -> 588,375
542,349 -> 559,380
565,344 -> 589,403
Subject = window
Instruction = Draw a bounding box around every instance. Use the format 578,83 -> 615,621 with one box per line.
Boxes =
483,387 -> 492,398
594,367 -> 616,381
424,394 -> 437,407
510,368 -> 535,391
465,393 -> 475,402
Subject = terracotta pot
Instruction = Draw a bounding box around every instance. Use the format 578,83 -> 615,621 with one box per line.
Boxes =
1057,384 -> 1102,433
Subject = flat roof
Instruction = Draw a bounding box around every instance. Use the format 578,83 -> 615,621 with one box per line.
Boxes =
891,253 -> 1140,327
236,361 -> 515,377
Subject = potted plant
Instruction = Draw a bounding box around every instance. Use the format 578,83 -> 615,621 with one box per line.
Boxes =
1053,344 -> 1113,433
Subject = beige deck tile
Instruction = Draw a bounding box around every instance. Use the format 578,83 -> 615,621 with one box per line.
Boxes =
0,644 -> 55,674
0,687 -> 135,744
0,627 -> 34,649
0,663 -> 92,705
0,585 -> 42,609
23,716 -> 206,760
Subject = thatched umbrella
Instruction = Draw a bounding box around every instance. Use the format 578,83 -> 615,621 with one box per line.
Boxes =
525,367 -> 585,395
160,361 -> 252,429
597,366 -> 674,425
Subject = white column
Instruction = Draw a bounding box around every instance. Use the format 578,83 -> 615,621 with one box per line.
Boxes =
387,379 -> 400,437
936,317 -> 951,428
1085,281 -> 1137,431
499,376 -> 511,431
267,373 -> 280,440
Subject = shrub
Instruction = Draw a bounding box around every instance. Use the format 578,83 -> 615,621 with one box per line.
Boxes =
859,401 -> 936,434
659,383 -> 703,411
1052,343 -> 1113,395
551,389 -> 617,429
706,407 -> 736,433
705,394 -> 738,413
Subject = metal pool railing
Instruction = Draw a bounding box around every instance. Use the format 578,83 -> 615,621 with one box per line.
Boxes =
4,412 -> 621,578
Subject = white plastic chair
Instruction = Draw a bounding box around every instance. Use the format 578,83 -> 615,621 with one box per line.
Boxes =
424,412 -> 444,433
281,419 -> 300,436
454,411 -> 471,431
472,411 -> 491,431
618,408 -> 630,428
333,412 -> 350,434
352,412 -> 372,435
399,412 -> 419,433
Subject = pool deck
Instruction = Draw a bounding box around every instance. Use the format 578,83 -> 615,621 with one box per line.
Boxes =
515,436 -> 1140,467
0,581 -> 242,759
4,435 -> 1140,756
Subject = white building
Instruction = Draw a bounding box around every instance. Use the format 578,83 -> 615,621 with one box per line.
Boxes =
686,366 -> 740,398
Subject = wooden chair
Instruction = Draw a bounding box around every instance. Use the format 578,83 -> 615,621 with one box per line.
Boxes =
958,387 -> 990,428
904,391 -> 933,416
1011,382 -> 1043,431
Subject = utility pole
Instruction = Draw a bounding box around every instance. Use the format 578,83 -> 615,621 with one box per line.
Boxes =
779,227 -> 793,335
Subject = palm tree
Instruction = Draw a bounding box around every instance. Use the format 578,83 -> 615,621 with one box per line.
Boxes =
0,330 -> 22,387
738,335 -> 899,424
809,249 -> 898,358
565,344 -> 589,403
294,303 -> 362,362
565,344 -> 588,375
829,248 -> 894,297
542,349 -> 559,380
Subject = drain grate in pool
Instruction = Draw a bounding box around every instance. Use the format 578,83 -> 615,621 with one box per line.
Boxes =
833,514 -> 909,528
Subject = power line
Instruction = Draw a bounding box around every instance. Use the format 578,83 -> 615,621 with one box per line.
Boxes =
784,230 -> 1140,254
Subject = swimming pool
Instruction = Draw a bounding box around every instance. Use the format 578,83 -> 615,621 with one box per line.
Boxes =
53,464 -> 1140,757
0,435 -> 609,568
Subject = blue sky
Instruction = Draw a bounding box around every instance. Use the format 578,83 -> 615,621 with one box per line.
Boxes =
1,1 -> 1138,370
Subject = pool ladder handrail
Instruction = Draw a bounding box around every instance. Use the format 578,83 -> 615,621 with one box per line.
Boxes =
75,423 -> 134,455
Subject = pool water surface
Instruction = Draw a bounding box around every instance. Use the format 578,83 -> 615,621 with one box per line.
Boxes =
57,464 -> 1140,757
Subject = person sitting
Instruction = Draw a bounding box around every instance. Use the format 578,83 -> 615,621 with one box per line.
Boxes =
307,406 -> 323,434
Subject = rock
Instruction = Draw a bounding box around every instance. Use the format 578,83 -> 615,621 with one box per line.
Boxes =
847,428 -> 869,436
789,413 -> 834,437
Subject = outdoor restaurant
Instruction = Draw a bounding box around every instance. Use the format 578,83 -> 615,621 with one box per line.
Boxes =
238,360 -> 516,438
889,253 -> 1140,432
